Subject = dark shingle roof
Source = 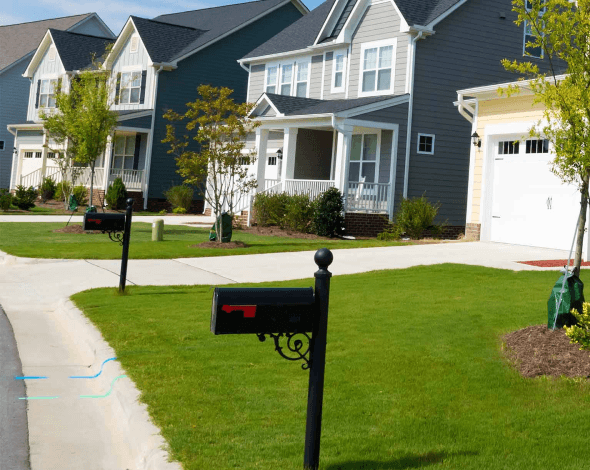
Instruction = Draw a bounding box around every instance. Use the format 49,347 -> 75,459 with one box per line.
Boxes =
242,0 -> 465,60
0,14 -> 95,72
49,29 -> 114,71
264,92 -> 407,116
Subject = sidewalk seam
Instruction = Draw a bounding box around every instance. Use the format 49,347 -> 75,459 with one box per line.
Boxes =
172,258 -> 238,284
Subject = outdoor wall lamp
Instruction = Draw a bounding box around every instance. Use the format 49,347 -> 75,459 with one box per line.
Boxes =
471,131 -> 481,148
277,148 -> 283,159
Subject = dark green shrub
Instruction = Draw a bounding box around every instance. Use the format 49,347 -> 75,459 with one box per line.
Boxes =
173,207 -> 187,214
392,194 -> 441,239
313,187 -> 344,237
282,194 -> 314,232
164,185 -> 193,212
252,192 -> 290,226
72,185 -> 89,206
0,191 -> 12,211
55,181 -> 72,201
39,177 -> 57,202
13,185 -> 38,210
106,178 -> 127,210
377,220 -> 403,241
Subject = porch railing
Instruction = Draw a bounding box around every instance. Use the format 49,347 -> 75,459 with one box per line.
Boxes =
20,168 -> 42,188
19,166 -> 105,189
283,179 -> 335,200
108,169 -> 145,191
346,181 -> 390,214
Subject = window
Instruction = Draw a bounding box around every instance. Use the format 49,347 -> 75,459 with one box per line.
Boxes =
524,1 -> 545,58
119,72 -> 142,104
24,151 -> 42,159
112,136 -> 136,169
526,139 -> 549,153
417,134 -> 435,155
498,140 -> 520,154
48,152 -> 60,159
265,59 -> 310,97
349,133 -> 378,183
39,79 -> 58,108
280,64 -> 292,95
265,65 -> 278,93
268,155 -> 277,166
359,39 -> 395,96
295,61 -> 308,97
130,36 -> 139,53
0,141 -> 4,150
332,51 -> 346,92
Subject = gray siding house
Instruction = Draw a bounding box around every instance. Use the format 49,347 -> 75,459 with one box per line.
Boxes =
236,0 -> 559,235
0,14 -> 114,189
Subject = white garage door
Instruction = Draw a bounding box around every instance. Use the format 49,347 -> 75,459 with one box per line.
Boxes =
490,137 -> 583,250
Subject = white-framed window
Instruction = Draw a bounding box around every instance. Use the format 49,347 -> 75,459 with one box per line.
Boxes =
130,36 -> 139,53
112,135 -> 136,170
331,50 -> 347,93
295,60 -> 309,97
265,64 -> 278,94
526,138 -> 549,153
264,58 -> 310,97
498,140 -> 519,155
48,46 -> 56,62
268,155 -> 277,166
39,79 -> 58,108
417,134 -> 435,155
359,39 -> 396,97
349,132 -> 379,183
524,1 -> 545,58
24,151 -> 42,159
47,151 -> 61,159
280,64 -> 293,95
119,71 -> 142,104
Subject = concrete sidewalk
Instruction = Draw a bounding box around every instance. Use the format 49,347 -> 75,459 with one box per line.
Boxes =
0,242 -> 574,470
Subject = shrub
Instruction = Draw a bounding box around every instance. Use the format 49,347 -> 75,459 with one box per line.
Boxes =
0,191 -> 12,211
72,185 -> 89,206
313,187 -> 344,237
13,185 -> 38,210
164,185 -> 193,212
377,219 -> 403,241
159,209 -> 168,215
282,194 -> 314,232
173,207 -> 187,214
392,194 -> 441,239
106,178 -> 127,210
565,302 -> 590,350
39,177 -> 57,202
252,192 -> 290,226
55,181 -> 72,201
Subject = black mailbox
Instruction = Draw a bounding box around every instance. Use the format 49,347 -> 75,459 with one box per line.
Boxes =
211,287 -> 315,335
83,212 -> 125,232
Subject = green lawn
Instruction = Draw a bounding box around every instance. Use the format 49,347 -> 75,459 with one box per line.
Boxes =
71,265 -> 590,470
0,206 -> 162,216
0,222 -> 407,259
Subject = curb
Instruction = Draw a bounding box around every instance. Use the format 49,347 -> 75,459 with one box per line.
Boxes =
56,298 -> 183,470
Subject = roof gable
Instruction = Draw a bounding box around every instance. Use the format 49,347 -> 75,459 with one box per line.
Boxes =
49,29 -> 114,72
394,0 -> 465,27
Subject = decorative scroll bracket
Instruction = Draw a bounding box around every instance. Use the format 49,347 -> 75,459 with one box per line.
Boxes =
257,332 -> 311,370
105,230 -> 125,246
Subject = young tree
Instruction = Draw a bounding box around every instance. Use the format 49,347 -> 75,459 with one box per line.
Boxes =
41,66 -> 118,210
501,0 -> 590,275
163,85 -> 259,243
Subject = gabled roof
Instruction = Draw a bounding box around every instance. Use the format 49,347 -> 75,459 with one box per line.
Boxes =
0,13 -> 105,73
395,0 -> 464,27
49,29 -> 114,71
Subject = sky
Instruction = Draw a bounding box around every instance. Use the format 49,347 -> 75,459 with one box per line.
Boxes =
1,0 -> 324,36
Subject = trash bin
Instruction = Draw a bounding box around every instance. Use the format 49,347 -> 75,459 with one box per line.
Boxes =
548,272 -> 584,329
209,212 -> 233,243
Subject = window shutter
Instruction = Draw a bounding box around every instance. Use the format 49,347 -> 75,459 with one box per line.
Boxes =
133,134 -> 141,170
35,80 -> 41,109
114,72 -> 121,105
139,70 -> 147,104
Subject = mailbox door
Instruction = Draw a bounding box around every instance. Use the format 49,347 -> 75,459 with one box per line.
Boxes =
83,213 -> 126,231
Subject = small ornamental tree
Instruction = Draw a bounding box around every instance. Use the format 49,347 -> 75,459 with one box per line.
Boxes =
501,0 -> 590,275
163,85 -> 259,243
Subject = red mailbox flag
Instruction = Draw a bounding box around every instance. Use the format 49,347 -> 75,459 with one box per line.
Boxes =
222,305 -> 257,318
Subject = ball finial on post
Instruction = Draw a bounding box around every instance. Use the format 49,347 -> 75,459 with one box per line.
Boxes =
126,198 -> 134,209
314,248 -> 333,270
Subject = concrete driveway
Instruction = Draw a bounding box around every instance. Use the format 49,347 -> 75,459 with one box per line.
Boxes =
0,242 -> 574,470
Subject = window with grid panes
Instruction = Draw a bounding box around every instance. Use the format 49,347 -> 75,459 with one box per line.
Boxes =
112,136 -> 136,169
349,133 -> 378,183
417,134 -> 435,154
295,61 -> 308,97
361,42 -> 394,94
39,79 -> 57,108
498,140 -> 520,154
526,139 -> 549,153
119,72 -> 141,104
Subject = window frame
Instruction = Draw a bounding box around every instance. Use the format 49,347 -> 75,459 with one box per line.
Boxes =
0,141 -> 4,150
348,130 -> 382,184
39,78 -> 58,109
331,50 -> 347,93
130,35 -> 139,54
264,57 -> 311,97
417,133 -> 435,155
523,1 -> 545,58
358,38 -> 397,98
112,135 -> 136,170
294,59 -> 310,98
118,70 -> 142,105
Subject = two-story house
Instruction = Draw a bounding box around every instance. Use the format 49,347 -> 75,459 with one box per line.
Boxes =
236,0 -> 557,236
9,0 -> 307,210
0,14 -> 114,190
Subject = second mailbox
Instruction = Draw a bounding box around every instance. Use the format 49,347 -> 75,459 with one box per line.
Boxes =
83,212 -> 126,232
211,287 -> 315,335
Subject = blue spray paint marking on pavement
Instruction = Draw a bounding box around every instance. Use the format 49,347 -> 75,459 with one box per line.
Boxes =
69,357 -> 116,379
14,376 -> 47,380
18,396 -> 59,400
80,375 -> 126,398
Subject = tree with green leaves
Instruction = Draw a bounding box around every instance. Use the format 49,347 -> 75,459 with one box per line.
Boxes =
163,85 -> 259,243
501,0 -> 590,275
41,66 -> 118,210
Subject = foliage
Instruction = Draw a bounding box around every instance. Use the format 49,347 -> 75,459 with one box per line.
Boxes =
377,219 -> 403,240
173,207 -> 187,214
105,178 -> 127,210
163,85 -> 259,243
252,192 -> 291,226
13,185 -> 38,210
0,192 -> 12,211
312,187 -> 345,237
501,0 -> 590,274
565,302 -> 590,350
164,185 -> 193,212
159,209 -> 168,215
55,181 -> 72,202
390,194 -> 441,239
72,185 -> 89,206
282,194 -> 315,232
39,177 -> 57,202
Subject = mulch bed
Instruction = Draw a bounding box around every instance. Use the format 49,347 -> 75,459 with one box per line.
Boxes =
502,324 -> 590,378
53,224 -> 100,234
236,225 -> 334,240
191,241 -> 249,249
519,259 -> 590,267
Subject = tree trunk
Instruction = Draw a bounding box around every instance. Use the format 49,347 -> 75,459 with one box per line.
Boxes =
573,169 -> 590,276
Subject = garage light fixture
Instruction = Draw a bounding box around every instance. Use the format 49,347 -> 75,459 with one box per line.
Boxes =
277,148 -> 283,159
471,131 -> 481,148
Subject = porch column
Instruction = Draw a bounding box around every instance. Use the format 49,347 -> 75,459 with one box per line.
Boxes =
281,127 -> 298,182
103,134 -> 114,191
40,130 -> 48,180
333,125 -> 353,193
255,128 -> 269,191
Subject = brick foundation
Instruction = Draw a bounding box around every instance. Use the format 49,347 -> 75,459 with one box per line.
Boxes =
233,211 -> 248,228
465,223 -> 481,241
344,213 -> 390,237
204,207 -> 212,216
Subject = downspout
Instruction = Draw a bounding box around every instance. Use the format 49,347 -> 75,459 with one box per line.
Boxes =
143,66 -> 163,210
402,31 -> 423,198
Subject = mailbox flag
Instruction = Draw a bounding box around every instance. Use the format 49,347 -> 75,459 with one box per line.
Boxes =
222,305 -> 257,318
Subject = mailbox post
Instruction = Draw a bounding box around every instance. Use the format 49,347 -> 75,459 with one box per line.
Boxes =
210,248 -> 333,470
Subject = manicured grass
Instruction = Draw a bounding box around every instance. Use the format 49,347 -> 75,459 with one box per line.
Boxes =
0,222 -> 407,259
0,207 -> 162,216
71,265 -> 590,470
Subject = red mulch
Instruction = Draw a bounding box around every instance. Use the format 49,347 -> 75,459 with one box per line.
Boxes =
502,324 -> 590,378
519,259 -> 590,267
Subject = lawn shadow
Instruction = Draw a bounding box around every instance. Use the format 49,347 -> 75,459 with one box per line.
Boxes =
325,450 -> 478,469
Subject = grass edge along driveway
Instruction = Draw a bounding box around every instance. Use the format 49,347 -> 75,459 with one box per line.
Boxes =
71,264 -> 590,470
0,222 -> 410,259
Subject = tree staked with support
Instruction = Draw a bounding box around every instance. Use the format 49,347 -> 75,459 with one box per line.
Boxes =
163,85 -> 259,243
501,0 -> 590,275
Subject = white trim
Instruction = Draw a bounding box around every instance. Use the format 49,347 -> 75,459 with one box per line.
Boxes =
103,19 -> 148,70
345,119 -> 398,131
388,0 -> 411,32
264,62 -> 279,94
320,52 -> 327,100
249,94 -> 283,117
357,38 -> 397,97
416,133 -> 435,155
129,35 -> 139,54
388,124 -> 400,219
313,0 -> 345,45
71,12 -> 115,38
294,58 -> 311,98
118,110 -> 153,121
116,126 -> 151,133
246,64 -> 252,103
344,44 -> 352,99
347,129 -> 382,185
425,0 -> 468,29
404,43 -> 412,94
23,30 -> 53,77
330,49 -> 347,94
142,66 -> 162,209
465,100 -> 478,224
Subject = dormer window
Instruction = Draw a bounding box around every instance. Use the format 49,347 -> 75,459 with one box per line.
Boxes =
265,66 -> 278,93
130,36 -> 139,53
359,39 -> 396,97
119,71 -> 141,104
